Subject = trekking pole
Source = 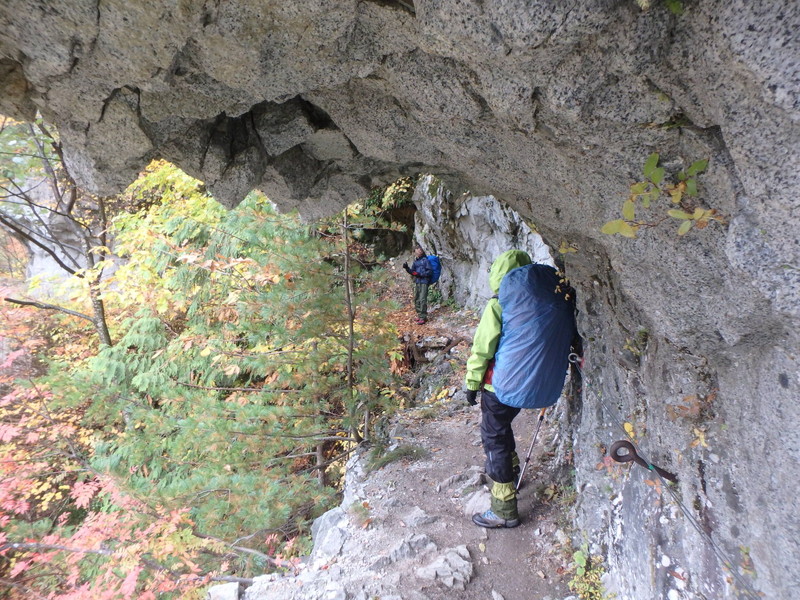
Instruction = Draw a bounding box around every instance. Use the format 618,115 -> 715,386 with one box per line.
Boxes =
516,407 -> 547,492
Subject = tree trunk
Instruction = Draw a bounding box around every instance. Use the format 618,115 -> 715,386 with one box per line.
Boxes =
89,282 -> 112,347
341,214 -> 362,443
315,442 -> 327,487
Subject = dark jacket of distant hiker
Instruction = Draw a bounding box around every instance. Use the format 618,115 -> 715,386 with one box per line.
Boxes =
403,249 -> 432,323
407,255 -> 432,284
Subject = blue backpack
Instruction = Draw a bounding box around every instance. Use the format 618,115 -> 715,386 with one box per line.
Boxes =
492,264 -> 576,409
427,255 -> 442,284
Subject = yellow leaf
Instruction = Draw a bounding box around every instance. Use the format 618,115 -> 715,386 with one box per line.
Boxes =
622,200 -> 636,221
558,240 -> 578,254
200,347 -> 213,357
624,422 -> 635,438
618,221 -> 638,238
692,428 -> 708,448
601,219 -> 623,235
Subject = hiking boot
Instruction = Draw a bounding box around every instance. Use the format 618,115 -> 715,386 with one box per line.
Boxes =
471,509 -> 519,529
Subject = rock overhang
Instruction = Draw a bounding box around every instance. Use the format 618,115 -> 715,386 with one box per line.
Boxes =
1,2 -> 799,596
1,0 -> 797,349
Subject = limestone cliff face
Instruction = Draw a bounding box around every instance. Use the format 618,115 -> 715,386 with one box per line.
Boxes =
1,1 -> 797,598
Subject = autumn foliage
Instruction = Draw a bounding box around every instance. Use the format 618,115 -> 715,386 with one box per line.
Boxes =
1,158 -> 403,598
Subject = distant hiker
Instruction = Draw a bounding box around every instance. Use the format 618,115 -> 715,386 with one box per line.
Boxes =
464,250 -> 577,528
403,246 -> 432,324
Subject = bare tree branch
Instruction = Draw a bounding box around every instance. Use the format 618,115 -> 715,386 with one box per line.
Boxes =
4,297 -> 95,322
0,188 -> 85,226
3,179 -> 86,271
28,123 -> 64,209
0,211 -> 80,274
0,541 -> 111,556
0,577 -> 49,600
36,122 -> 78,214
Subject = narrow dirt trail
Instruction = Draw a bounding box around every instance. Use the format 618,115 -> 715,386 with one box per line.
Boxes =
340,261 -> 578,599
242,260 -> 580,599
358,404 -> 575,600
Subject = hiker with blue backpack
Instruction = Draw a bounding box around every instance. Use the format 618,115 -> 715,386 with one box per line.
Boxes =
464,250 -> 577,528
403,246 -> 439,324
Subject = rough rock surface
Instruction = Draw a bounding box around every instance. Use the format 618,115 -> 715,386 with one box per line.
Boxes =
411,179 -> 794,600
230,372 -> 576,600
2,2 -> 798,598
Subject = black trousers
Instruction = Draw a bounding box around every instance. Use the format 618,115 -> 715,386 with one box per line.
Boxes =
480,389 -> 521,483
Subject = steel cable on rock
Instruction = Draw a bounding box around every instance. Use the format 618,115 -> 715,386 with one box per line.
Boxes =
568,354 -> 760,600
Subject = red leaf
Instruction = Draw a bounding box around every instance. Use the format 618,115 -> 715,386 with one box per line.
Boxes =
9,559 -> 31,577
119,566 -> 142,598
0,348 -> 25,369
70,479 -> 101,509
0,424 -> 20,442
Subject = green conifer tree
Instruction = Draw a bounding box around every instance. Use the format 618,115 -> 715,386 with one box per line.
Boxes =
87,170 -> 400,568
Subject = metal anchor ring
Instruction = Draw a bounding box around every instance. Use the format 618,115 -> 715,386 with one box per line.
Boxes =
609,440 -> 678,483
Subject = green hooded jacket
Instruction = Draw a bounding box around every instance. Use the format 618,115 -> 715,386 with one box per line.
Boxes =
465,250 -> 533,392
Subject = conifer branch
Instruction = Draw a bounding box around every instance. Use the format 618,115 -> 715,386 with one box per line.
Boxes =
192,532 -> 297,572
298,446 -> 359,473
227,429 -> 356,442
174,380 -> 303,393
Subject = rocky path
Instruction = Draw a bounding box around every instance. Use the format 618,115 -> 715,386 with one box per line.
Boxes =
214,271 -> 581,600
233,394 -> 577,600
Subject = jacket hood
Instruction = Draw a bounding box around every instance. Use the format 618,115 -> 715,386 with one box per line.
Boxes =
489,250 -> 532,293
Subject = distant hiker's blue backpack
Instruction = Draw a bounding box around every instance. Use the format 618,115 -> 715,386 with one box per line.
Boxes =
427,255 -> 442,284
492,264 -> 576,409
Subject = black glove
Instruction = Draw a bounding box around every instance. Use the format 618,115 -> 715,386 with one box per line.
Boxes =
402,262 -> 411,274
465,389 -> 478,406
